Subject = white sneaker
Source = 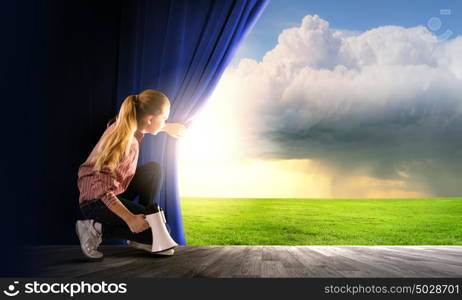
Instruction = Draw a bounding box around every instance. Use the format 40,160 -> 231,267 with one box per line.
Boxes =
76,219 -> 103,260
127,240 -> 175,256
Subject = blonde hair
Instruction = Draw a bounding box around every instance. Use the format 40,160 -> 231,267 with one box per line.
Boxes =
92,89 -> 170,173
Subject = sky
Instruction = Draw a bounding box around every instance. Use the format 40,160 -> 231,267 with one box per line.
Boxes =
177,0 -> 462,199
232,0 -> 462,64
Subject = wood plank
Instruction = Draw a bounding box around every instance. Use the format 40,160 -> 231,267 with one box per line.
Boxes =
191,246 -> 236,277
22,245 -> 462,278
239,246 -> 263,278
289,247 -> 345,277
81,246 -> 199,278
318,247 -> 415,277
261,261 -> 289,278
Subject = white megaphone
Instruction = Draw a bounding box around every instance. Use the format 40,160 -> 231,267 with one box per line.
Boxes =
145,210 -> 178,253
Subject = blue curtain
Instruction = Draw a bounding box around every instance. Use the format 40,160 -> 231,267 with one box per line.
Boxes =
116,0 -> 269,245
1,0 -> 268,275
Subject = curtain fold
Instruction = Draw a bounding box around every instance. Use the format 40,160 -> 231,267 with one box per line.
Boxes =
116,0 -> 269,245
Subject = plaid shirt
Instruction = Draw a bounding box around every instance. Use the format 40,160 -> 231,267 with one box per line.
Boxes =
77,123 -> 144,208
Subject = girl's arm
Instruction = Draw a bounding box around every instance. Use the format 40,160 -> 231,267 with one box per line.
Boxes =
95,173 -> 150,233
106,197 -> 150,233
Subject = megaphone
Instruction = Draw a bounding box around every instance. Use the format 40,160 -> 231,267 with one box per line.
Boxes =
145,210 -> 178,253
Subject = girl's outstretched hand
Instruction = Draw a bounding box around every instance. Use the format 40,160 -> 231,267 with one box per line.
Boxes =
162,123 -> 187,139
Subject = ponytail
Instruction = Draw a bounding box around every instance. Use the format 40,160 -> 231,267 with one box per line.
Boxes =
92,95 -> 138,173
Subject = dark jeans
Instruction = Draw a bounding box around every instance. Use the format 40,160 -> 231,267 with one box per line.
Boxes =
80,161 -> 163,244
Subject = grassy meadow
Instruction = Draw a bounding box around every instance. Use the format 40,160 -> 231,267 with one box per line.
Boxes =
180,197 -> 462,245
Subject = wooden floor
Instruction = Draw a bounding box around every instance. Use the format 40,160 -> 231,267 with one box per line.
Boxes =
23,245 -> 462,278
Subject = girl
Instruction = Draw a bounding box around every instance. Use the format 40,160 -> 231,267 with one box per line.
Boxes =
76,89 -> 186,260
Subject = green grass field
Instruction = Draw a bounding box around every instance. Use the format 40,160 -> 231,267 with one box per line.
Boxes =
181,197 -> 462,245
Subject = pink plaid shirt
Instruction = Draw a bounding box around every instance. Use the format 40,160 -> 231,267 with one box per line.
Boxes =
77,123 -> 144,208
